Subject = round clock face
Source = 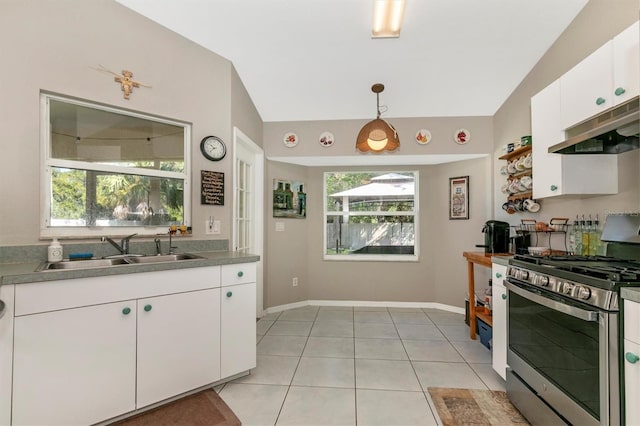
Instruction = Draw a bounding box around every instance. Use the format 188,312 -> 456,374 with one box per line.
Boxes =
200,136 -> 226,161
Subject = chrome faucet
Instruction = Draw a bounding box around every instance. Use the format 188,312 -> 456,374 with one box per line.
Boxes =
101,233 -> 137,255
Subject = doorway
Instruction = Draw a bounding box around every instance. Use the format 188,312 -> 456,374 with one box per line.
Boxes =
233,127 -> 264,317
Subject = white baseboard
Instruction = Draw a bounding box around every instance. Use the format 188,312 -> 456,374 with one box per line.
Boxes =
263,300 -> 465,316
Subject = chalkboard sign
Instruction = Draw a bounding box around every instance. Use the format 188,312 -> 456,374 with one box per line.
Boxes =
201,170 -> 224,205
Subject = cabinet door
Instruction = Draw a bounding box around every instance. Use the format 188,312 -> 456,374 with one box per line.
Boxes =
532,79 -> 619,198
221,282 -> 257,378
624,299 -> 640,345
624,339 -> 640,425
136,288 -> 221,408
12,302 -> 136,426
613,21 -> 639,106
531,79 -> 564,198
560,41 -> 613,129
491,263 -> 508,380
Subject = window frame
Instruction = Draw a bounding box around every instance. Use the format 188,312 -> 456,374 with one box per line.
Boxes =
323,170 -> 419,262
40,93 -> 191,238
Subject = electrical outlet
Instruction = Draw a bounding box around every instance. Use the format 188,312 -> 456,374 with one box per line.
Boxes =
212,220 -> 221,234
292,277 -> 298,287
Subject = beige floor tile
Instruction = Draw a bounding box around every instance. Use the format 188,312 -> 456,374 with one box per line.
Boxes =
356,389 -> 438,426
390,312 -> 433,324
257,335 -> 308,356
469,363 -> 506,391
402,339 -> 464,362
396,323 -> 446,340
355,359 -> 421,391
310,320 -> 354,338
354,311 -> 393,323
354,322 -> 399,339
412,361 -> 487,390
234,355 -> 299,386
266,320 -> 313,336
277,386 -> 356,426
354,338 -> 408,360
219,383 -> 288,426
450,340 -> 491,363
292,357 -> 355,388
303,336 -> 354,358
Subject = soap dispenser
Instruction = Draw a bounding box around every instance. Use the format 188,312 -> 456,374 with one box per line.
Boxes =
48,238 -> 63,262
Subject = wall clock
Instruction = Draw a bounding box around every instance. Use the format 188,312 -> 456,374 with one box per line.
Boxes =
200,135 -> 226,161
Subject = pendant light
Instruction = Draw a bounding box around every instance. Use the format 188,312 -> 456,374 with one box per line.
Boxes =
356,83 -> 400,153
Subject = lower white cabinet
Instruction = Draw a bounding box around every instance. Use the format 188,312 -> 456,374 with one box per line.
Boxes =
624,299 -> 640,425
491,261 -> 508,380
221,263 -> 257,378
136,289 -> 221,408
12,301 -> 137,426
7,262 -> 256,426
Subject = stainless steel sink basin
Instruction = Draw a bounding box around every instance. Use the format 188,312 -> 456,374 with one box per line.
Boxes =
35,253 -> 204,271
128,253 -> 204,264
36,258 -> 129,271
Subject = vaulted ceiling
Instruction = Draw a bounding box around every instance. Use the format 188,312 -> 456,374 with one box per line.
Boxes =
116,0 -> 588,122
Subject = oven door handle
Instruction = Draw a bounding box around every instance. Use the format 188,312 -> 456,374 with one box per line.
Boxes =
505,282 -> 599,322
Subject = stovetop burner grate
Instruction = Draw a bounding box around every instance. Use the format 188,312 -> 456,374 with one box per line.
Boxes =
512,254 -> 640,283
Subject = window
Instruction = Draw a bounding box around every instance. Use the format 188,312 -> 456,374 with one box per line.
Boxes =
41,94 -> 190,237
324,171 -> 418,261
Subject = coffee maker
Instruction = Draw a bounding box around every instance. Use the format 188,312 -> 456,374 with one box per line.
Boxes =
477,220 -> 510,254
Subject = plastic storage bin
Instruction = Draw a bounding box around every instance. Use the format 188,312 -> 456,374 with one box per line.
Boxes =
476,317 -> 492,350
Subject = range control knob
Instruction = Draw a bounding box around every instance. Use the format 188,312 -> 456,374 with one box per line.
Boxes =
538,275 -> 550,287
577,286 -> 592,300
519,270 -> 530,280
563,282 -> 574,295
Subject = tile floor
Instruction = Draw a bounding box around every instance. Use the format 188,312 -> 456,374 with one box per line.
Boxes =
216,305 -> 505,426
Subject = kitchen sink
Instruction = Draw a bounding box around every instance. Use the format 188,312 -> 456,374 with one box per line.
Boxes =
128,253 -> 204,264
35,253 -> 205,271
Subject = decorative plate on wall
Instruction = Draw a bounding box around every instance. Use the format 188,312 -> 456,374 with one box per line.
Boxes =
454,128 -> 471,145
319,131 -> 334,147
283,132 -> 298,147
415,129 -> 432,145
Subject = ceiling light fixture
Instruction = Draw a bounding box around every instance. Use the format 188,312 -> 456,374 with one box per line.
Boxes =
356,84 -> 400,153
372,0 -> 406,38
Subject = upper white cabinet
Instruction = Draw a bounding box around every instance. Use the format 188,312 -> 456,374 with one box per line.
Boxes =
560,21 -> 639,129
531,79 -> 618,198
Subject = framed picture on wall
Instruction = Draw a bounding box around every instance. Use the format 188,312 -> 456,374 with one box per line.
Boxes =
273,179 -> 306,218
449,176 -> 469,220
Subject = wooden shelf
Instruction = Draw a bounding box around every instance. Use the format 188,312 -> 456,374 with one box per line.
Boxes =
508,191 -> 532,201
498,145 -> 531,161
475,306 -> 492,327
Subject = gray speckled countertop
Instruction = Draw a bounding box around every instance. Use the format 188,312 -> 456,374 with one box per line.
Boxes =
621,287 -> 640,304
0,251 -> 259,285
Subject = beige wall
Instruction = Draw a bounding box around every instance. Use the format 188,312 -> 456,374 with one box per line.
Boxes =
493,0 -> 640,228
0,0 -> 261,245
263,114 -> 494,308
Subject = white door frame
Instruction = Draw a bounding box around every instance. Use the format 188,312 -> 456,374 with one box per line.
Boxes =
232,127 -> 264,317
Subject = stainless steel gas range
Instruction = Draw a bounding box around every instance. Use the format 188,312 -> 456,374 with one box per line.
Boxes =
505,214 -> 640,426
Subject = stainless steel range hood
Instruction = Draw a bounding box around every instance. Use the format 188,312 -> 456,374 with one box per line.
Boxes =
548,96 -> 639,154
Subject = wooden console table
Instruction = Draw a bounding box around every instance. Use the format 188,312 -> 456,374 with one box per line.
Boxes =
462,251 -> 510,340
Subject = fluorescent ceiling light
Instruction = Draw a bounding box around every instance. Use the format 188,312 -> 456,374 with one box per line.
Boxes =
372,0 -> 406,38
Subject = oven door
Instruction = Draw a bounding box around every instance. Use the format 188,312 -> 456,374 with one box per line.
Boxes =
506,280 -> 619,426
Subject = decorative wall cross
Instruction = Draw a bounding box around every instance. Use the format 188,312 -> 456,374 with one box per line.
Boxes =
94,65 -> 152,100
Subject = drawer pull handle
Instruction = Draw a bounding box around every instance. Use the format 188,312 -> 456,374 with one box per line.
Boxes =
626,352 -> 640,364
496,273 -> 502,278
122,307 -> 131,315
502,294 -> 507,300
144,304 -> 152,312
614,87 -> 626,96
237,271 -> 244,278
226,291 -> 233,298
595,97 -> 606,106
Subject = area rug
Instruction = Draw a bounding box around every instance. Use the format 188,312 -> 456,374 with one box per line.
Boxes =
428,388 -> 529,426
114,389 -> 241,426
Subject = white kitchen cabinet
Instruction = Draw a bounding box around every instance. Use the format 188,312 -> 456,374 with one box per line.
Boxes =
560,21 -> 639,129
531,79 -> 618,199
5,263 -> 259,426
491,261 -> 508,380
136,288 -> 221,408
12,301 -> 137,426
221,263 -> 257,378
624,299 -> 640,425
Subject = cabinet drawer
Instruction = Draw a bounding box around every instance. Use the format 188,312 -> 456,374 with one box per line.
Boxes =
624,300 -> 640,344
15,266 -> 221,316
221,263 -> 256,285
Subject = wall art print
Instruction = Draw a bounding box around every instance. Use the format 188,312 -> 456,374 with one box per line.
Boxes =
449,176 -> 469,220
273,179 -> 306,219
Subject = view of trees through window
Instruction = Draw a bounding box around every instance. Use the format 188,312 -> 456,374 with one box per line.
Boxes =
324,171 -> 417,259
43,95 -> 189,231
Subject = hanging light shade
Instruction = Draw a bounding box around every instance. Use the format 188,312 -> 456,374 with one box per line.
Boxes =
356,84 -> 400,153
